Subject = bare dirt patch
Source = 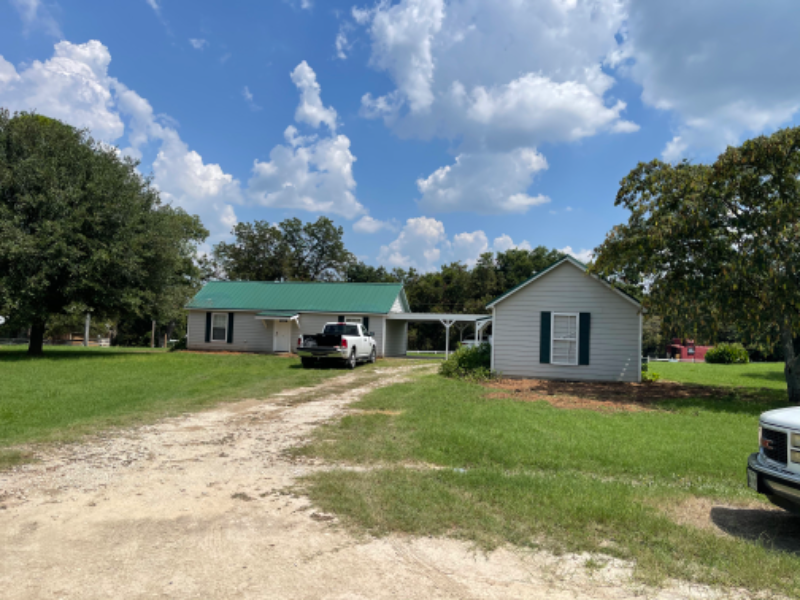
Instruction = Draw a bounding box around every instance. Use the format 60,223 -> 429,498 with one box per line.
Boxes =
0,364 -> 766,599
486,378 -> 743,412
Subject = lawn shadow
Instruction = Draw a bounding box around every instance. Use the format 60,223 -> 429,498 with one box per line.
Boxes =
711,506 -> 800,554
742,371 -> 788,384
0,348 -> 165,362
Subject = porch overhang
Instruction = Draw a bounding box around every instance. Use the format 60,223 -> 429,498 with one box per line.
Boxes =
254,311 -> 300,322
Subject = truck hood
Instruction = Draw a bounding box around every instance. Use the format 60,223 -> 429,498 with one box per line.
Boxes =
761,407 -> 800,429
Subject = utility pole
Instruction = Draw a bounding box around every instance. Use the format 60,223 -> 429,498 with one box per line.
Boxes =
84,313 -> 91,347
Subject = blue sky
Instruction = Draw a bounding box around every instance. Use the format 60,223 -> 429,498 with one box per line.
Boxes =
2,0 -> 800,270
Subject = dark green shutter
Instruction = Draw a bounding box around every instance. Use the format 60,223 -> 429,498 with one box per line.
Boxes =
227,313 -> 234,344
205,313 -> 211,343
338,315 -> 345,322
363,317 -> 370,333
540,312 -> 551,364
579,313 -> 591,366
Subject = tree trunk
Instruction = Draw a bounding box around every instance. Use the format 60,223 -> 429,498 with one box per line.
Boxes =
166,320 -> 176,343
780,321 -> 800,404
28,320 -> 45,356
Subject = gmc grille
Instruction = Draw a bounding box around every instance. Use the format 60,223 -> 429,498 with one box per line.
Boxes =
762,428 -> 788,465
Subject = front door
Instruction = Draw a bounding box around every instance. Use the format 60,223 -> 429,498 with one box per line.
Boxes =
274,320 -> 291,352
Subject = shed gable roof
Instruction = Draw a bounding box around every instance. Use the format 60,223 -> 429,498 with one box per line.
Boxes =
187,281 -> 406,314
486,256 -> 641,309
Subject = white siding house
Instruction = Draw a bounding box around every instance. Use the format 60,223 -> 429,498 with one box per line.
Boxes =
488,256 -> 643,383
185,282 -> 409,357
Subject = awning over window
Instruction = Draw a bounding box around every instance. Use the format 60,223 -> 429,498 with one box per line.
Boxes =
254,311 -> 299,320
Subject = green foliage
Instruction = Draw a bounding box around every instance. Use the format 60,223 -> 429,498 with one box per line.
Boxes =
592,126 -> 800,402
169,337 -> 188,351
0,110 -> 207,355
641,369 -> 661,382
439,343 -> 493,381
211,217 -> 354,282
705,343 -> 750,364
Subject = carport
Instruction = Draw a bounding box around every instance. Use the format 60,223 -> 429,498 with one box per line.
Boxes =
385,313 -> 492,357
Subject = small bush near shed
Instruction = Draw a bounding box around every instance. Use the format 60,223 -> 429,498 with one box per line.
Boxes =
439,343 -> 493,381
705,342 -> 749,364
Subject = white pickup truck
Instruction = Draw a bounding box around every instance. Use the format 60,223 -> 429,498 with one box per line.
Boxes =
747,407 -> 800,513
297,322 -> 377,369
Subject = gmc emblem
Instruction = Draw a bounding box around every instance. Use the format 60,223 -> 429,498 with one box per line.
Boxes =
761,438 -> 774,450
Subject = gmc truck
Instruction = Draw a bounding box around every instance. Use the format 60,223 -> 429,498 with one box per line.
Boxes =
747,407 -> 800,513
297,322 -> 377,369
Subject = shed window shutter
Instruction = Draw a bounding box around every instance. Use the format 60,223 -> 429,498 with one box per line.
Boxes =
363,317 -> 370,333
579,313 -> 591,366
338,315 -> 345,322
227,313 -> 235,344
205,312 -> 211,343
540,312 -> 551,364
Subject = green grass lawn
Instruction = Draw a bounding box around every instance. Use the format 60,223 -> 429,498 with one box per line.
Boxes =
651,361 -> 787,392
296,362 -> 800,595
0,346 -> 364,460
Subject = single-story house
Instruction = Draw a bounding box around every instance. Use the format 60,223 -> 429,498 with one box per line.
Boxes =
185,281 -> 411,357
486,255 -> 643,383
186,257 -> 643,382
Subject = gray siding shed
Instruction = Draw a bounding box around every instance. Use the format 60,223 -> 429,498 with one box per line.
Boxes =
491,260 -> 642,382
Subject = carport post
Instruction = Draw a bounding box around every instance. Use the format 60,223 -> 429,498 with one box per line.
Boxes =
440,318 -> 455,358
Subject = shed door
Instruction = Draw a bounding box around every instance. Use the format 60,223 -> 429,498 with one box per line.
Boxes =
274,320 -> 291,352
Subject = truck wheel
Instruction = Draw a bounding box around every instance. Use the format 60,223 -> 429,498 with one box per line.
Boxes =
346,350 -> 357,369
301,357 -> 315,369
368,347 -> 376,364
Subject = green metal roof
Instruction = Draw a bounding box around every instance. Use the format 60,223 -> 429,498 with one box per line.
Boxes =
186,281 -> 405,314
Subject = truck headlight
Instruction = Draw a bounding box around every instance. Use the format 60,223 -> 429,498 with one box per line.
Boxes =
792,433 -> 800,448
792,450 -> 800,463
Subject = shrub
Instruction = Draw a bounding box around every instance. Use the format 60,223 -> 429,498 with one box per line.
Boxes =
169,337 -> 188,352
642,370 -> 661,383
705,342 -> 749,364
439,343 -> 494,381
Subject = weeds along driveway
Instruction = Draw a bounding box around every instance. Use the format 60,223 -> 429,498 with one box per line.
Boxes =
0,364 -> 762,600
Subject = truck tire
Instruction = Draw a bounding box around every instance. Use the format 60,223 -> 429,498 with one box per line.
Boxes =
368,347 -> 376,364
301,357 -> 316,369
346,350 -> 357,370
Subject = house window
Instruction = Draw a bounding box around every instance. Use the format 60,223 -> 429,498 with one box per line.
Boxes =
551,313 -> 578,365
345,317 -> 363,324
211,313 -> 228,342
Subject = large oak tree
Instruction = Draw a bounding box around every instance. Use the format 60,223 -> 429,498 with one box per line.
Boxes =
0,110 -> 207,355
592,126 -> 800,403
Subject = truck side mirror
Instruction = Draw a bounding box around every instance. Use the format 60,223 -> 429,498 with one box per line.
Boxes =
368,332 -> 375,337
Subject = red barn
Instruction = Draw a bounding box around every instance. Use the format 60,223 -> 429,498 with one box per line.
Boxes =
666,338 -> 712,362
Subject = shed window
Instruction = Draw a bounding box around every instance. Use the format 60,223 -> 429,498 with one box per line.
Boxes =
551,313 -> 578,365
211,313 -> 228,342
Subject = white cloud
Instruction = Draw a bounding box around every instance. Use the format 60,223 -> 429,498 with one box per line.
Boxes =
353,0 -> 636,213
621,1 -> 800,160
366,0 -> 444,113
145,0 -> 161,15
0,41 -> 241,242
242,86 -> 261,111
492,234 -> 531,253
290,61 -> 338,132
451,230 -> 488,266
247,61 -> 365,219
417,149 -> 550,214
378,216 -> 447,271
189,38 -> 208,50
353,215 -> 396,234
559,246 -> 593,263
335,25 -> 352,60
10,0 -> 62,37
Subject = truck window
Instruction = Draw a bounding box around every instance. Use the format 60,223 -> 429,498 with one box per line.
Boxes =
323,324 -> 346,335
346,325 -> 359,336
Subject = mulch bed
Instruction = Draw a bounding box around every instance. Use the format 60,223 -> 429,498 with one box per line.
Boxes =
484,378 -> 743,413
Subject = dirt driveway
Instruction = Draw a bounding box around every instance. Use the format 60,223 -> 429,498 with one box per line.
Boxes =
0,365 -> 758,599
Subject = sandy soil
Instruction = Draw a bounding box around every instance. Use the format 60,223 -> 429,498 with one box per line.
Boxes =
485,378 -> 761,413
0,365 -> 762,599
